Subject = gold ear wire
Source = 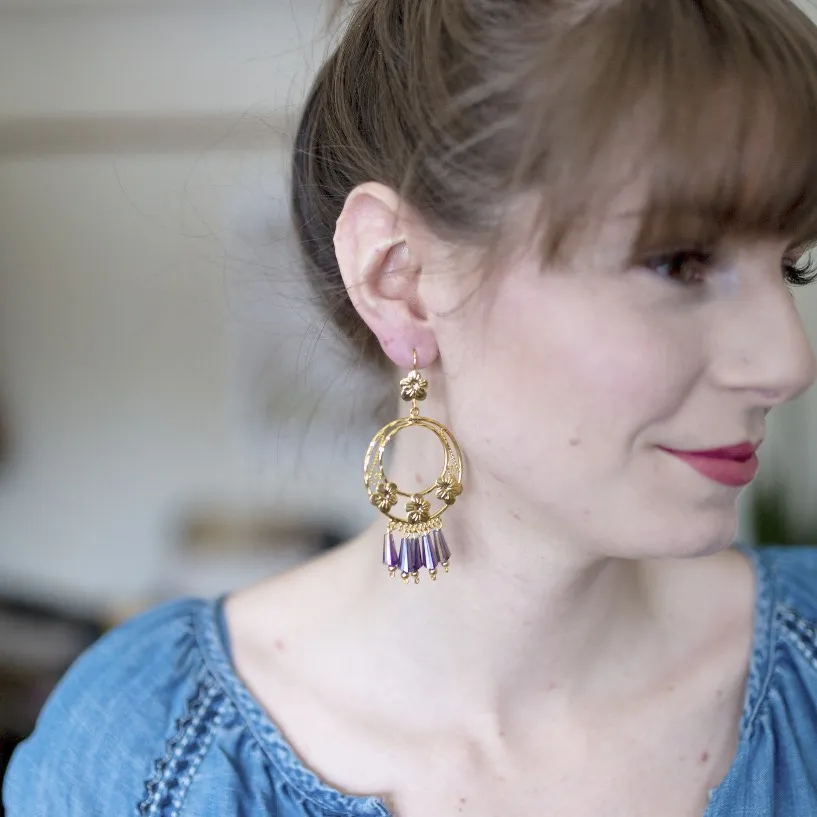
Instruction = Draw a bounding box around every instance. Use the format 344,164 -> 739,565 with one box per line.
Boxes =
364,350 -> 463,584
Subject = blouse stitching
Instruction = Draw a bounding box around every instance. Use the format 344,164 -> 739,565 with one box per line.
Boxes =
181,544 -> 782,817
138,676 -> 228,817
779,606 -> 817,673
735,544 -> 777,738
195,600 -> 390,817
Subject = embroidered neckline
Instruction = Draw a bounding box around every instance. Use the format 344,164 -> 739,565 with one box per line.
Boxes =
195,596 -> 391,817
191,544 -> 775,817
703,543 -> 777,812
139,677 -> 228,817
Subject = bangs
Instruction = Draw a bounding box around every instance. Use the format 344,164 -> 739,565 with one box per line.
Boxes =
511,0 -> 817,262
631,3 -> 817,256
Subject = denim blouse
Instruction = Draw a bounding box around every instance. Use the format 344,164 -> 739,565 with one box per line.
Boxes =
5,544 -> 817,816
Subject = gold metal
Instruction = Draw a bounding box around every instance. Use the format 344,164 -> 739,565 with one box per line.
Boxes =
406,494 -> 431,524
366,350 -> 464,580
400,370 -> 428,403
365,416 -> 463,526
435,478 -> 463,505
371,481 -> 398,512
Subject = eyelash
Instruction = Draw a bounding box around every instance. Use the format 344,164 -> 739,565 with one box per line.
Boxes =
786,255 -> 817,287
642,250 -> 817,288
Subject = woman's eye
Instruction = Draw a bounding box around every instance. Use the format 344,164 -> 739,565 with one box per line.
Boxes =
641,250 -> 712,286
783,254 -> 817,287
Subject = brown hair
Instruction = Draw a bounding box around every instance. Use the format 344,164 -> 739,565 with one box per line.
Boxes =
291,0 -> 817,369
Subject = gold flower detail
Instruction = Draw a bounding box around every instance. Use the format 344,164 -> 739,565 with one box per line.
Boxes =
371,481 -> 398,512
400,370 -> 428,402
406,494 -> 431,524
435,478 -> 463,505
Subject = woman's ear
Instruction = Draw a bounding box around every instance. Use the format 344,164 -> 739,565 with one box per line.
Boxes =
333,183 -> 438,369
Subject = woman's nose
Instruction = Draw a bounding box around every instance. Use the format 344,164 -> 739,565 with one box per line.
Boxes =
711,283 -> 817,408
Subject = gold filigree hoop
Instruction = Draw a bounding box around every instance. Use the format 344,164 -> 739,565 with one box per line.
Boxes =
364,416 -> 464,525
363,352 -> 464,584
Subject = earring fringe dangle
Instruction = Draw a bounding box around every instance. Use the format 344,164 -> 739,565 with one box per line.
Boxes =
364,351 -> 464,584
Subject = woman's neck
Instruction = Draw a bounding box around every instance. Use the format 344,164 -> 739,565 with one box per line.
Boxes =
354,511 -> 667,718
318,411 -> 750,730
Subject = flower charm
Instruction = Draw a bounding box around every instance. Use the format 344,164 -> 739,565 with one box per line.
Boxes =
406,494 -> 431,524
371,481 -> 398,512
435,478 -> 463,505
400,370 -> 428,402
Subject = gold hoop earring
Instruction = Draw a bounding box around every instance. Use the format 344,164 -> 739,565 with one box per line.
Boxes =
364,350 -> 464,584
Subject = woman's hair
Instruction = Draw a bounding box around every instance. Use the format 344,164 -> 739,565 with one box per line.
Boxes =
291,0 -> 817,368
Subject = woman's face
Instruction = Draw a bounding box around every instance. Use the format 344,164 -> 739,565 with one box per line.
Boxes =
426,210 -> 817,560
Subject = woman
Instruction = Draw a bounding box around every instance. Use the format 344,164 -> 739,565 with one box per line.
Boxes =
6,0 -> 817,814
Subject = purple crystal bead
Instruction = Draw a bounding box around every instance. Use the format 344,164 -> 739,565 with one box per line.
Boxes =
421,534 -> 438,570
433,529 -> 451,564
382,532 -> 398,568
409,538 -> 422,572
399,537 -> 422,574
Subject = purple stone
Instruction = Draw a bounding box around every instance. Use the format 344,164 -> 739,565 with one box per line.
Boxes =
433,529 -> 451,564
421,534 -> 438,570
400,539 -> 416,573
382,532 -> 398,568
399,538 -> 422,574
408,538 -> 423,572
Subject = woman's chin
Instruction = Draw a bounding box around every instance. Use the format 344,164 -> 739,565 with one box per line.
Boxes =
615,511 -> 740,561
657,526 -> 740,560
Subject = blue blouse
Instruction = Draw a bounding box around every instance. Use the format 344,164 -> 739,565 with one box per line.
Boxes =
5,544 -> 817,816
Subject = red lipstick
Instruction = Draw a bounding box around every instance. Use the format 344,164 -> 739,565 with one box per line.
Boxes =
661,442 -> 760,487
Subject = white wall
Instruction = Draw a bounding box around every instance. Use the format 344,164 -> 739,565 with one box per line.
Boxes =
0,0 -> 381,616
3,0 -> 817,615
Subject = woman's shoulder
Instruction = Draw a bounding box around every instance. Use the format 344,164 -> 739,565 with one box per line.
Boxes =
2,597 -> 221,815
757,543 -> 817,613
756,544 -> 817,680
748,543 -> 817,671
706,546 -> 817,814
2,594 -> 388,817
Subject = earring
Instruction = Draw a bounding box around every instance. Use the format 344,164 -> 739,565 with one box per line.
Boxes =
364,350 -> 464,584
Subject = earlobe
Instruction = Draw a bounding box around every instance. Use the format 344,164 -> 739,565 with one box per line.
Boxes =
333,183 -> 438,369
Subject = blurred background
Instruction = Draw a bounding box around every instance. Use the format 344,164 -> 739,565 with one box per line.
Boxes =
2,0 -> 817,799
0,0 -> 387,787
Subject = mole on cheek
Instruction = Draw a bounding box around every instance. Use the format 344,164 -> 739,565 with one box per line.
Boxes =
569,437 -> 582,447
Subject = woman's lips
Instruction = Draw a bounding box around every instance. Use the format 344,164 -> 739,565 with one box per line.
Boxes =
660,444 -> 760,487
